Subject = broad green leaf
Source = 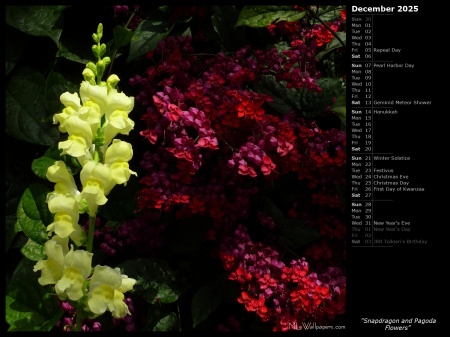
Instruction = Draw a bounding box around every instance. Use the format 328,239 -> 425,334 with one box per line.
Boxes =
301,77 -> 345,118
153,313 -> 178,332
31,143 -> 81,180
6,258 -> 63,331
191,285 -> 221,328
20,238 -> 46,261
14,220 -> 22,234
317,31 -> 346,60
279,219 -> 320,249
5,6 -> 66,45
56,41 -> 92,64
6,66 -> 60,146
117,258 -> 180,304
113,25 -> 133,49
252,75 -> 297,114
331,91 -> 346,128
313,5 -> 346,23
126,20 -> 174,64
235,6 -> 306,28
17,184 -> 52,245
5,25 -> 28,76
45,63 -> 81,116
32,155 -> 59,180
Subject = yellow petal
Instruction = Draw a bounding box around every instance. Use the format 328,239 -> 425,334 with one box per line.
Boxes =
90,265 -> 122,290
47,212 -> 78,238
59,135 -> 89,158
64,245 -> 93,279
111,290 -> 131,318
87,284 -> 115,315
55,267 -> 85,301
60,92 -> 81,110
46,161 -> 78,196
33,239 -> 65,285
104,140 -> 133,164
48,194 -> 79,220
118,274 -> 137,293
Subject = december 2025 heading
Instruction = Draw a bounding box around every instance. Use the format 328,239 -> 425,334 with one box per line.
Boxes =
351,6 -> 419,13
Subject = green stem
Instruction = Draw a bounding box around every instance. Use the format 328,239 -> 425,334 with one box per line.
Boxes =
87,216 -> 96,253
75,307 -> 83,331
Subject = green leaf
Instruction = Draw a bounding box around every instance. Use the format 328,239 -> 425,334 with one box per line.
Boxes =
235,6 -> 306,28
317,31 -> 346,60
31,143 -> 80,180
14,219 -> 22,234
113,25 -> 133,49
191,285 -> 221,328
126,20 -> 174,64
331,91 -> 346,128
45,63 -> 81,116
6,66 -> 60,146
20,238 -> 46,261
153,313 -> 178,332
314,5 -> 346,23
252,75 -> 297,114
56,41 -> 92,64
6,258 -> 63,331
17,184 -> 52,245
117,258 -> 180,304
279,219 -> 320,249
5,6 -> 66,45
32,155 -> 58,180
301,77 -> 345,118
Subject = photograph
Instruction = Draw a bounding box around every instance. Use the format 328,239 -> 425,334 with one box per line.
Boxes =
4,3 -> 442,334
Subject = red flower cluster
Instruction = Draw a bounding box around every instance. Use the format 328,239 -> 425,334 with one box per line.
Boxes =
125,8 -> 346,331
220,225 -> 346,331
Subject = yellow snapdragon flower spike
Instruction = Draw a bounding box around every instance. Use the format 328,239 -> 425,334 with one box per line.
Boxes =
86,265 -> 136,318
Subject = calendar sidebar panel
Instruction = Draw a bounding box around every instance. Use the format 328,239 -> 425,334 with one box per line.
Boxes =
347,3 -> 444,333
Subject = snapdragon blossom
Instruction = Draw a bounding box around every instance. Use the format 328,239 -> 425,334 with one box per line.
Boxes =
33,23 -> 137,325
